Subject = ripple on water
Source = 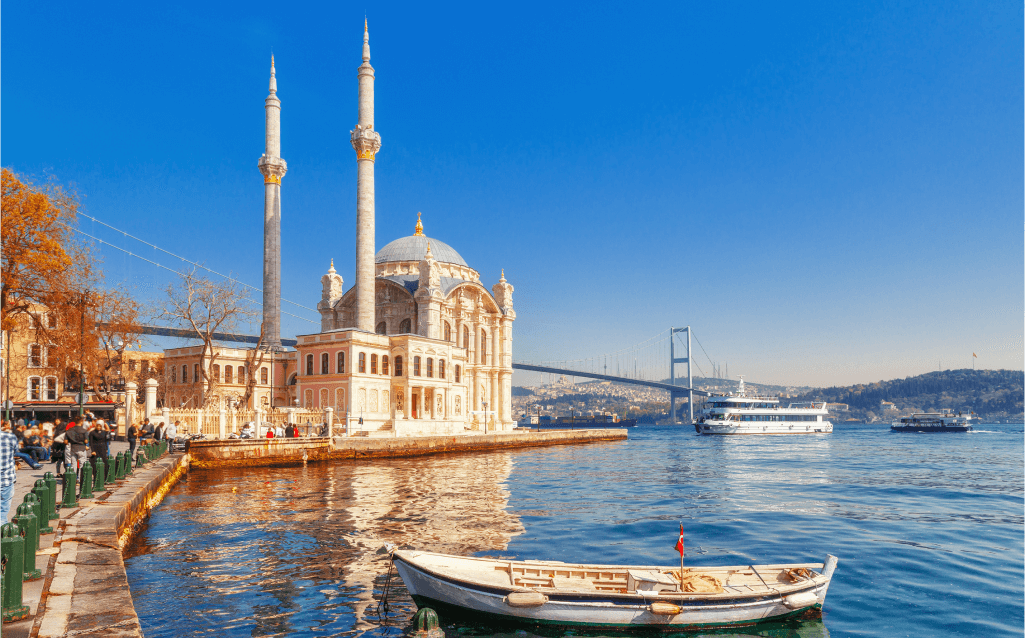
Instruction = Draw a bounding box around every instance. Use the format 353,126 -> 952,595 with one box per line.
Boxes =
125,423 -> 1024,638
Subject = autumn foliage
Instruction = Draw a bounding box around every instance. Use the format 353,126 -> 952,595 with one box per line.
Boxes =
2,168 -> 143,399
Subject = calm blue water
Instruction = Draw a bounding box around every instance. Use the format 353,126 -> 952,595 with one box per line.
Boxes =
125,423 -> 1024,637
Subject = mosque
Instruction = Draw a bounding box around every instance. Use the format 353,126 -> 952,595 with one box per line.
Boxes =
276,24 -> 516,435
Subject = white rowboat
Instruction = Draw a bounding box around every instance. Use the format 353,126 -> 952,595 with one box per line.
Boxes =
393,550 -> 839,631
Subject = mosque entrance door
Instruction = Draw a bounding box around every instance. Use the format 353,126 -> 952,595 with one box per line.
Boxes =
412,393 -> 419,419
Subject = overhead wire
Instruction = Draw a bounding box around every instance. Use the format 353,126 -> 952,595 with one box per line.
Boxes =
67,214 -> 318,314
70,226 -> 318,324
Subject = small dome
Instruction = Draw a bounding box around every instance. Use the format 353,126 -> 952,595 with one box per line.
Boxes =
375,235 -> 467,267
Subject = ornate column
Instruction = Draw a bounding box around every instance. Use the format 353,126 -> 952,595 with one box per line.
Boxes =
124,382 -> 137,426
259,56 -> 287,350
351,21 -> 382,332
144,378 -> 158,421
490,372 -> 499,431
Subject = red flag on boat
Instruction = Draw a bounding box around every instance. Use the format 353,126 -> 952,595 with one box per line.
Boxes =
674,524 -> 684,556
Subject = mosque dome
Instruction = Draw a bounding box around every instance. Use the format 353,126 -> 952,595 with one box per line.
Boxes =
374,213 -> 468,266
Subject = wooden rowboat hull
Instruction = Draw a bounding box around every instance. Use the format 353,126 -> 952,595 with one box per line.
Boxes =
393,551 -> 838,631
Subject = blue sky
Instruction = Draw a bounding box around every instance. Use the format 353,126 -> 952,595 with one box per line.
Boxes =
3,1 -> 1022,387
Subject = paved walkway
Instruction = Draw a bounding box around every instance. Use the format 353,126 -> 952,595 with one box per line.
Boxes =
6,442 -> 131,524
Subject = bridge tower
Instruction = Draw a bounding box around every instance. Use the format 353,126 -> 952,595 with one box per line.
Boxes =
670,326 -> 693,423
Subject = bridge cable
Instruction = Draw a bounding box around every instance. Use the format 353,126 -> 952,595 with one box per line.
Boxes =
69,226 -> 318,325
67,215 -> 319,314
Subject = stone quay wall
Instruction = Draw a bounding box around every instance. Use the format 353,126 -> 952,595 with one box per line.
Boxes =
31,454 -> 188,638
187,428 -> 628,468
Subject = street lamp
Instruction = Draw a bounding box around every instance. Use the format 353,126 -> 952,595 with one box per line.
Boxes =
78,291 -> 89,417
3,327 -> 12,423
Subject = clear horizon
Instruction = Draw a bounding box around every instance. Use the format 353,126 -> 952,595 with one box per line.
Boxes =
4,1 -> 1022,387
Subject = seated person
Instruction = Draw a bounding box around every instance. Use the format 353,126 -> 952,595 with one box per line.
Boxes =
22,427 -> 50,462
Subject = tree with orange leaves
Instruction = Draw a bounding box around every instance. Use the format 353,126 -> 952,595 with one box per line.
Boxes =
1,168 -> 83,327
2,168 -> 142,401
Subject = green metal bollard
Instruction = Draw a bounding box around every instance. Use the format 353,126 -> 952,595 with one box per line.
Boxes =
1,523 -> 29,621
32,480 -> 54,534
124,451 -> 134,477
21,494 -> 43,548
13,503 -> 40,580
62,468 -> 79,508
44,472 -> 59,518
411,608 -> 445,638
80,462 -> 94,499
0,553 -> 5,635
104,455 -> 116,485
114,452 -> 124,480
92,457 -> 105,493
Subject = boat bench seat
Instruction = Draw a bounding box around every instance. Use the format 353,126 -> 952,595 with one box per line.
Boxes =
549,576 -> 597,591
627,570 -> 678,593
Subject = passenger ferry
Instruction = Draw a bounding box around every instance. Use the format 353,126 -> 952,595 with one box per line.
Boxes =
695,378 -> 832,435
890,411 -> 975,432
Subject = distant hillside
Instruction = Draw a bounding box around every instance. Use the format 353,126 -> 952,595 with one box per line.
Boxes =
791,369 -> 1023,421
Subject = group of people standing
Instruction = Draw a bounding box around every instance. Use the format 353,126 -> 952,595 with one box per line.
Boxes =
0,413 -> 182,523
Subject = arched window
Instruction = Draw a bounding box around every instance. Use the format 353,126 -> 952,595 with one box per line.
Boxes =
394,356 -> 403,376
337,351 -> 345,373
28,344 -> 42,368
370,354 -> 378,374
238,366 -> 247,385
182,365 -> 189,384
260,367 -> 268,384
439,359 -> 446,379
455,365 -> 461,383
45,377 -> 58,401
303,389 -> 313,408
212,364 -> 220,383
463,326 -> 469,349
399,318 -> 411,334
444,322 -> 452,342
358,352 -> 366,373
225,366 -> 233,384
321,353 -> 329,374
382,355 -> 389,375
480,332 -> 487,365
426,358 -> 433,377
335,388 -> 346,411
306,354 -> 314,376
319,388 -> 328,408
413,356 -> 421,376
194,364 -> 200,383
376,321 -> 387,335
171,366 -> 177,383
28,377 -> 41,401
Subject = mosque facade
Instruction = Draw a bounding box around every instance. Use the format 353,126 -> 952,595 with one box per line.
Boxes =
292,24 -> 516,435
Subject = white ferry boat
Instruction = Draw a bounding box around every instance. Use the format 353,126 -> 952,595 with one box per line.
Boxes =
695,378 -> 832,435
890,411 -> 975,432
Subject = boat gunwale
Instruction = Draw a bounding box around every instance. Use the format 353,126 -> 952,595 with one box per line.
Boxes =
392,550 -> 829,603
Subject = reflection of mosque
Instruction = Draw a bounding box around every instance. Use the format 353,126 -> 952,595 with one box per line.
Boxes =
129,453 -> 523,635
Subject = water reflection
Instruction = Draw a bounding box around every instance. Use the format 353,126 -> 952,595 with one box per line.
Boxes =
125,453 -> 523,637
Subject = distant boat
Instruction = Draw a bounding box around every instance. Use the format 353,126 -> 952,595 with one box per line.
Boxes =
695,378 -> 832,435
522,414 -> 638,429
891,411 -> 975,432
393,550 -> 839,631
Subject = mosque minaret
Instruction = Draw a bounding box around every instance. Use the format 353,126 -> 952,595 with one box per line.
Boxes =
258,55 -> 287,350
350,20 -> 382,332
